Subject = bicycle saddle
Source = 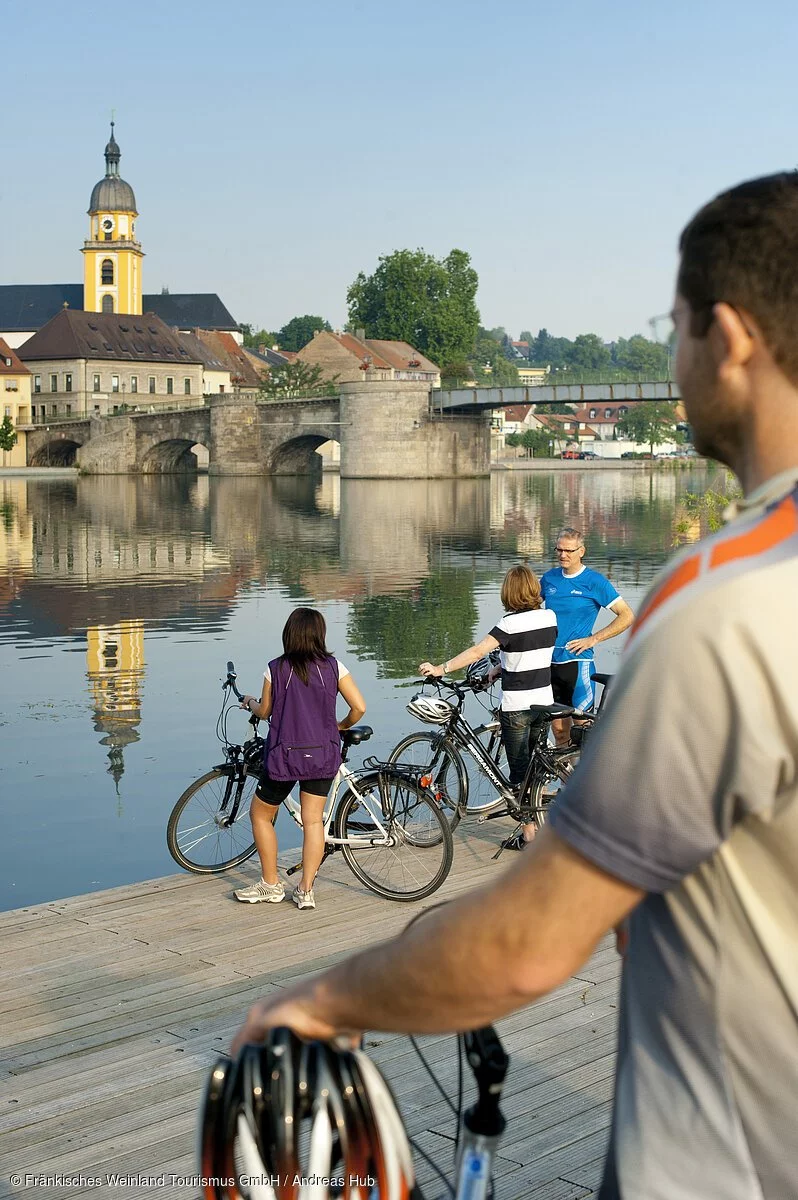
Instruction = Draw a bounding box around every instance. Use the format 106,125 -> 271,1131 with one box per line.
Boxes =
528,702 -> 576,718
340,724 -> 373,745
590,672 -> 614,687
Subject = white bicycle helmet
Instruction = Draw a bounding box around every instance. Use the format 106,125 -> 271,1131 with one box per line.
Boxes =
199,1028 -> 416,1200
405,694 -> 455,725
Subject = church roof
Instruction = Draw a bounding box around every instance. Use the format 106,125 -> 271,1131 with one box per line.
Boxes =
0,285 -> 240,337
0,284 -> 84,332
18,309 -> 203,366
144,293 -> 240,332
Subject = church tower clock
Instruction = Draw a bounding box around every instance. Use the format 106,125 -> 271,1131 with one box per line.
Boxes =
82,124 -> 143,315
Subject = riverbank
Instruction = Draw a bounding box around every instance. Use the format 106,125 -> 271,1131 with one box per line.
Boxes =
0,467 -> 79,477
493,458 -> 702,471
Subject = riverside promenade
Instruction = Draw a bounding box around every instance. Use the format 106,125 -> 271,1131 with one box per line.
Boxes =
1,823 -> 619,1200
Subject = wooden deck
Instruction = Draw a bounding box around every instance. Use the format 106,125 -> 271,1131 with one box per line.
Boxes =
0,821 -> 618,1200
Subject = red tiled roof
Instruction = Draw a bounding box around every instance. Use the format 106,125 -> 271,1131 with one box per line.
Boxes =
364,338 -> 439,374
0,338 -> 30,376
503,405 -> 531,421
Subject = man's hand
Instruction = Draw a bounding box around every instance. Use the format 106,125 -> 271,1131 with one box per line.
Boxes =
419,661 -> 444,677
565,635 -> 597,655
231,990 -> 356,1055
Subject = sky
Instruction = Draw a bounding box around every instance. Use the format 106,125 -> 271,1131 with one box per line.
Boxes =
3,0 -> 798,342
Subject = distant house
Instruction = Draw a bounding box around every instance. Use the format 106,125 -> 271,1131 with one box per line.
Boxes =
571,402 -> 633,442
0,338 -> 31,465
188,329 -> 265,389
510,340 -> 531,360
297,330 -> 440,386
176,332 -> 232,394
502,404 -> 533,435
516,365 -> 549,385
18,309 -> 204,417
528,411 -> 600,451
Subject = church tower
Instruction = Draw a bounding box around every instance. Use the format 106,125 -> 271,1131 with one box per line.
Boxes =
82,123 -> 143,315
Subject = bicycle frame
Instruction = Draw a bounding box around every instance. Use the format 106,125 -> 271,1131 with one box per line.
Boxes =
280,761 -> 396,849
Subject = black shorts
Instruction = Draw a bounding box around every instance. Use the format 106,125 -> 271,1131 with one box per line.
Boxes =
550,661 -> 595,713
254,774 -> 335,806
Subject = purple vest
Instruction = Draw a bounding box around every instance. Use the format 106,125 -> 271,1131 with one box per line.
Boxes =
264,655 -> 342,781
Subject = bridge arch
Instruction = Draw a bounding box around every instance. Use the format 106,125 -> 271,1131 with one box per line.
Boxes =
137,437 -> 209,473
269,433 -> 339,475
29,437 -> 83,467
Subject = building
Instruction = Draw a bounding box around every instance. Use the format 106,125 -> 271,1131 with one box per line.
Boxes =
0,339 -> 31,465
516,365 -> 549,385
527,411 -> 600,452
18,309 -> 204,418
189,329 -> 265,389
570,401 -> 632,441
297,330 -> 440,386
0,126 -> 241,349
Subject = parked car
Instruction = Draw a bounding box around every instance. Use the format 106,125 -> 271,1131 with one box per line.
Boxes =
560,449 -> 580,459
578,450 -> 598,460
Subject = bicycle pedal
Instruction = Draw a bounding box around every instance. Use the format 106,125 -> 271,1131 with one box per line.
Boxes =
285,860 -> 302,876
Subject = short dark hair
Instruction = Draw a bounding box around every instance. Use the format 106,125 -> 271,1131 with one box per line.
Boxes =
678,172 -> 798,379
281,607 -> 331,684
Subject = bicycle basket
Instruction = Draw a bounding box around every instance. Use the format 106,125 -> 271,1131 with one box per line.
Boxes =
406,694 -> 455,725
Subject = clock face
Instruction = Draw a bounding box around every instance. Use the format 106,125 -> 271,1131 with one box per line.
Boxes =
101,217 -> 114,233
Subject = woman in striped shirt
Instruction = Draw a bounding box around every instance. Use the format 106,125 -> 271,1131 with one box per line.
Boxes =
419,564 -> 557,847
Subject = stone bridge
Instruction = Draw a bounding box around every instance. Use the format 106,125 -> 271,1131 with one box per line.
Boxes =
23,382 -> 490,477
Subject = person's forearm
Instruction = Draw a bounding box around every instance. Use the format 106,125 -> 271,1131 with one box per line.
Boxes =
338,706 -> 365,731
445,645 -> 486,673
593,612 -> 632,644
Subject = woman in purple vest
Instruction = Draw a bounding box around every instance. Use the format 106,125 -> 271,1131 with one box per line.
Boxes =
236,608 -> 366,911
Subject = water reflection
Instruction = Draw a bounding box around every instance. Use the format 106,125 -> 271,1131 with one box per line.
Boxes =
0,465 -> 730,907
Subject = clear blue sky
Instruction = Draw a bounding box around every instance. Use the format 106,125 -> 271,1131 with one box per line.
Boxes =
4,0 -> 797,341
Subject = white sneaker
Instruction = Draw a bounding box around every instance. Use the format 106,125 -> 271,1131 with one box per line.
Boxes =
234,879 -> 285,904
292,885 -> 316,910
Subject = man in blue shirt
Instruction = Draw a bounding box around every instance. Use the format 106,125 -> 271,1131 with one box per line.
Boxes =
541,527 -> 634,744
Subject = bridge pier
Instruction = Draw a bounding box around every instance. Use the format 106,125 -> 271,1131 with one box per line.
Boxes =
339,381 -> 490,478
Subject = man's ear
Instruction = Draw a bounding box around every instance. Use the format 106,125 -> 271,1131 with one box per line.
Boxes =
710,302 -> 755,370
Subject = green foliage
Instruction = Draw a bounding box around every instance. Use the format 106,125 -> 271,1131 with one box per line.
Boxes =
0,415 -> 18,452
569,333 -> 611,370
259,361 -> 339,400
615,401 -> 681,454
240,324 -> 278,350
505,428 -> 556,457
612,335 -> 669,376
277,315 -> 332,353
347,569 -> 479,678
346,248 -> 480,368
684,484 -> 743,532
468,328 -> 519,385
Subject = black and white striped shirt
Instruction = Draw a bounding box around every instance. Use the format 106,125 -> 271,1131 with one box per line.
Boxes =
489,608 -> 557,712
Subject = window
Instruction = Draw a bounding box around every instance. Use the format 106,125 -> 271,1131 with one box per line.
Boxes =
104,230 -> 112,241
166,378 -> 174,395
65,373 -> 72,392
50,374 -> 58,392
589,408 -> 597,419
184,378 -> 191,395
102,295 -> 114,313
51,404 -> 57,416
34,375 -> 41,393
94,404 -> 100,413
130,376 -> 138,394
112,375 -> 120,393
219,384 -> 225,393
4,380 -> 18,392
31,405 -> 36,419
101,259 -> 114,285
66,404 -> 72,416
148,376 -> 156,394
604,408 -> 612,419
93,374 -> 101,392
4,405 -> 10,417
619,405 -> 628,415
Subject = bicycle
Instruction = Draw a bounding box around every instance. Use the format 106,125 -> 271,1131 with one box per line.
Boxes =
166,662 -> 454,903
388,669 -> 613,840
199,907 -> 511,1200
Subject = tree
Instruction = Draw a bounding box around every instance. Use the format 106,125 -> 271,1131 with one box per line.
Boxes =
346,248 -> 479,368
0,416 -> 17,452
615,401 -> 681,455
569,334 -> 611,370
277,315 -> 332,353
259,361 -> 338,400
612,335 -> 669,376
239,324 -> 278,350
468,327 -> 519,386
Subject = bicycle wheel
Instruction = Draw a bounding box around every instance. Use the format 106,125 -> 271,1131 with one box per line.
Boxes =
526,749 -> 581,832
462,721 -> 510,815
167,769 -> 258,873
335,772 -> 454,902
387,732 -> 466,832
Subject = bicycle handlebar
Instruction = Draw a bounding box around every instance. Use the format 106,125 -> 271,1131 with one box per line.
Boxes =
224,660 -> 246,703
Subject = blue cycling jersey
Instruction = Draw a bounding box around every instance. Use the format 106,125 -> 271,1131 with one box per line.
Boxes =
540,566 -> 621,662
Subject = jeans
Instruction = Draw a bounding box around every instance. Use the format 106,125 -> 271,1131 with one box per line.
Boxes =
499,709 -> 546,787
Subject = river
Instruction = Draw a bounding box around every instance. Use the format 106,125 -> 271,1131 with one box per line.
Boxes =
0,465 -> 732,909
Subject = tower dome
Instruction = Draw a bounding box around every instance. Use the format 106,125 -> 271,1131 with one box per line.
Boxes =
88,123 -> 137,213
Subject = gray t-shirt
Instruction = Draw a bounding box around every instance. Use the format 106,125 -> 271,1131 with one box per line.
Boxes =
550,470 -> 798,1199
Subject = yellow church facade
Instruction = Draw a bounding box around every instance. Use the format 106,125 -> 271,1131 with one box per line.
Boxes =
81,124 -> 143,316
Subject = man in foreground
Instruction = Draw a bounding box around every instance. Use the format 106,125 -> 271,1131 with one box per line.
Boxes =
234,174 -> 798,1198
